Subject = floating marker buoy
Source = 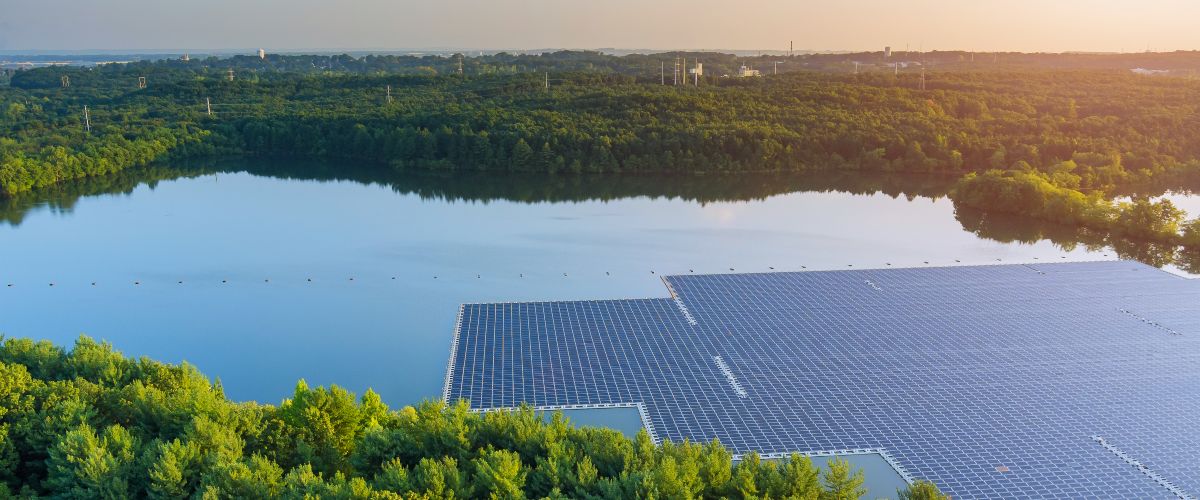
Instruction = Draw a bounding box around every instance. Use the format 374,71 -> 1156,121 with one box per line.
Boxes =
955,260 -> 961,263
307,278 -> 312,282
650,271 -> 655,274
476,275 -> 480,279
886,263 -> 892,266
563,273 -> 568,277
520,274 -> 524,277
605,272 -> 609,275
801,266 -> 806,269
178,281 -> 183,284
6,284 -> 11,287
924,261 -> 929,264
264,279 -> 269,283
49,283 -> 54,287
391,277 -> 396,280
729,268 -> 734,271
91,282 -> 96,286
222,280 -> 227,283
134,281 -> 140,285
349,277 -> 354,281
689,269 -> 694,273
769,267 -> 775,270
434,276 -> 438,279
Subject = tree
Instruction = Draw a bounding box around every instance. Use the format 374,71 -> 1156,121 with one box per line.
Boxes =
511,139 -> 535,170
45,425 -> 139,499
898,480 -> 951,500
820,457 -> 866,500
779,453 -> 820,499
472,448 -> 526,499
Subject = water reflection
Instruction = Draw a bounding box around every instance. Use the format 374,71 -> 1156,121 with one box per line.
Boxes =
954,206 -> 1200,274
4,158 -> 1194,274
1,159 -> 959,226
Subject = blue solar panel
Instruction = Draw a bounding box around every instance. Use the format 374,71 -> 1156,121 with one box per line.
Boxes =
444,261 -> 1200,499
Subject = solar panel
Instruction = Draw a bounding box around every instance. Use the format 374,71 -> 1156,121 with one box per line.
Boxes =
444,261 -> 1200,499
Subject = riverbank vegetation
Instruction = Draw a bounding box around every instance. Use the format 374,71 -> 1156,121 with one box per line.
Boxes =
0,335 -> 944,498
2,51 -> 1199,252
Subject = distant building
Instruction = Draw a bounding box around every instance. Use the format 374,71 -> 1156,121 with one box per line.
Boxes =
884,46 -> 892,58
258,48 -> 266,60
688,63 -> 704,76
181,53 -> 190,62
737,65 -> 761,77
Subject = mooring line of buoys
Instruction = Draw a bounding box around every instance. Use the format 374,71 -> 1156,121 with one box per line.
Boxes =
2,257 -> 1104,289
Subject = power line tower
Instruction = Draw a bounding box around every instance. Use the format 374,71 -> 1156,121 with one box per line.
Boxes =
138,76 -> 147,89
61,75 -> 70,88
386,85 -> 393,104
458,54 -> 464,76
227,69 -> 235,82
83,105 -> 91,133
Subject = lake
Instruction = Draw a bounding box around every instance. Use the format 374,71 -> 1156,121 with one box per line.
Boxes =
0,158 -> 1194,407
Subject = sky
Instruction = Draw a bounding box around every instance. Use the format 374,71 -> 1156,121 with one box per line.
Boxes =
1,0 -> 1198,53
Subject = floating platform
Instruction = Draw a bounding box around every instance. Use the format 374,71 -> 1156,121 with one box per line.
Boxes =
443,261 -> 1200,499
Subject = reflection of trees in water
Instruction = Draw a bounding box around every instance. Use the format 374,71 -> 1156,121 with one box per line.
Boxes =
955,205 -> 1200,273
2,157 -> 1196,274
0,158 -> 959,224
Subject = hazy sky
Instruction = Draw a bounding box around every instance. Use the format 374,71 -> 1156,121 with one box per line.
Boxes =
2,0 -> 1197,53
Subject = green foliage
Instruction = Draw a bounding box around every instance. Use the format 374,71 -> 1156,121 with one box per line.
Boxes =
820,456 -> 867,500
898,480 -> 952,500
953,169 -> 1200,249
0,335 -> 946,498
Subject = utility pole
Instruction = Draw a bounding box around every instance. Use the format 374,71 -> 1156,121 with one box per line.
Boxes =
544,72 -> 549,91
790,41 -> 794,57
83,105 -> 91,133
854,62 -> 859,75
674,57 -> 679,85
458,55 -> 464,76
206,97 -> 212,117
920,66 -> 926,91
694,61 -> 699,86
774,61 -> 779,75
661,61 -> 665,85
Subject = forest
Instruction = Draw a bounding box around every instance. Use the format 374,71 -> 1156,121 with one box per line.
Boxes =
2,51 -> 1199,249
0,336 -> 944,499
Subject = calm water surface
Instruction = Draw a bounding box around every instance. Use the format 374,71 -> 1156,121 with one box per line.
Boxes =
0,160 -> 1192,406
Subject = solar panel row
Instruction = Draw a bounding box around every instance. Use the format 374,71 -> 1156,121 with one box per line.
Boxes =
445,261 -> 1200,499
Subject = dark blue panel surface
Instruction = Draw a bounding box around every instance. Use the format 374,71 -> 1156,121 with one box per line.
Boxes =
444,261 -> 1200,499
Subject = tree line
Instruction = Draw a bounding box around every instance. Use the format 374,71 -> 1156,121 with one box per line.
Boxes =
0,336 -> 945,499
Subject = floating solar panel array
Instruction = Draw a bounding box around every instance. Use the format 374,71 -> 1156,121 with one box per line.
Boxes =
444,261 -> 1200,499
